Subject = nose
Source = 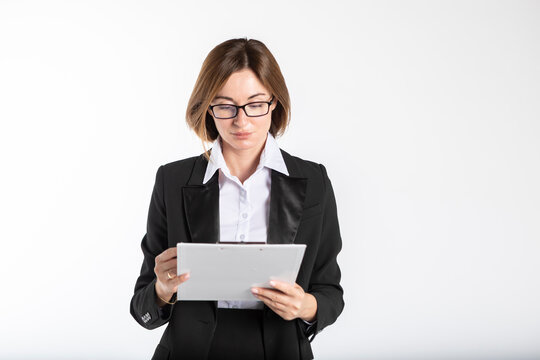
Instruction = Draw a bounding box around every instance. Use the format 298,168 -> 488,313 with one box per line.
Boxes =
233,107 -> 249,127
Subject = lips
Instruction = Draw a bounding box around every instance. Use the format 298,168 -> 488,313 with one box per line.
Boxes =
232,132 -> 252,136
232,132 -> 252,139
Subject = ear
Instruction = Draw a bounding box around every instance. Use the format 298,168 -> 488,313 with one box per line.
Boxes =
271,96 -> 278,111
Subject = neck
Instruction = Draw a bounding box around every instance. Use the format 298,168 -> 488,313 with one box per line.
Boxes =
221,137 -> 267,184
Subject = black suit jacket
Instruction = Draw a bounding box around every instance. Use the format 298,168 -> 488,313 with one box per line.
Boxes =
130,149 -> 344,360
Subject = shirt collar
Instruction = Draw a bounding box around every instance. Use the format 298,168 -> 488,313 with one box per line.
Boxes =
202,132 -> 289,184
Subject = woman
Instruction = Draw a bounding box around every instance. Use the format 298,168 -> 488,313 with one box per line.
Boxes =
130,38 -> 344,360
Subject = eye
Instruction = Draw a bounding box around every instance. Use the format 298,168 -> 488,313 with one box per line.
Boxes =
215,105 -> 235,110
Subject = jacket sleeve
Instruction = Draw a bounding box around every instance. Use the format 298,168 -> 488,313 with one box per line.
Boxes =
306,164 -> 345,341
130,165 -> 175,329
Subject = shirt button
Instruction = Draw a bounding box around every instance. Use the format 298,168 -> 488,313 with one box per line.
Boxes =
242,213 -> 248,219
240,234 -> 245,240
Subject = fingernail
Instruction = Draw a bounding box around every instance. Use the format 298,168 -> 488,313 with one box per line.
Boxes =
251,288 -> 258,294
269,281 -> 276,286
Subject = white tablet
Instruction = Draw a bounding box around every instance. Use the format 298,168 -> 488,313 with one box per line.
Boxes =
176,243 -> 306,301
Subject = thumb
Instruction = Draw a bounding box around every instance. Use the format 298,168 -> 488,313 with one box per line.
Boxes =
173,273 -> 190,292
177,272 -> 190,284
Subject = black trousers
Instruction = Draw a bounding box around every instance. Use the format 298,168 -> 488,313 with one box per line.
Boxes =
207,308 -> 265,360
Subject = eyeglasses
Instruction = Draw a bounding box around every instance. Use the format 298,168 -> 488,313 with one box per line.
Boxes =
208,96 -> 274,119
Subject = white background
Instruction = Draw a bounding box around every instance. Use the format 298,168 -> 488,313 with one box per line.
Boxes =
1,1 -> 539,359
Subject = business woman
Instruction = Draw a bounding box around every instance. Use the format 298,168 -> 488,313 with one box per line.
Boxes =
130,38 -> 344,360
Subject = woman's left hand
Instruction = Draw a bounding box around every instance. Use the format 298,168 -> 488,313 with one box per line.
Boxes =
251,281 -> 317,322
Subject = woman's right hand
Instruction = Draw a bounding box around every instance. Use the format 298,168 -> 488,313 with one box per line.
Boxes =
154,247 -> 190,306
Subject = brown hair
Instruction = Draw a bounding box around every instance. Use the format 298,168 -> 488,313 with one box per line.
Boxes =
185,38 -> 291,155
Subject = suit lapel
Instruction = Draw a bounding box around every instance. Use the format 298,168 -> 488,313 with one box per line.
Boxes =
182,155 -> 220,244
267,150 -> 308,244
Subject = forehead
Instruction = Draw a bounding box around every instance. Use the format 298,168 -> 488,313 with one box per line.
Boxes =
215,69 -> 269,100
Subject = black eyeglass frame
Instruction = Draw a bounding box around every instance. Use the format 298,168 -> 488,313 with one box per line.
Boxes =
208,96 -> 275,119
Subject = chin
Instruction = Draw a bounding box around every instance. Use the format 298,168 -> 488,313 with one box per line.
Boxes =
224,135 -> 265,152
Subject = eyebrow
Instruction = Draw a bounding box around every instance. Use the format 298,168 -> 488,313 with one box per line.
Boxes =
213,93 -> 267,103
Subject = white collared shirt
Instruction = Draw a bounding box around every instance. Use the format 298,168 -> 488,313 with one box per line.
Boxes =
203,132 -> 288,309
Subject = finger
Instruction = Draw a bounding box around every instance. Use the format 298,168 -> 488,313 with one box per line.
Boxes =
260,294 -> 291,313
165,268 -> 188,283
254,295 -> 290,318
155,247 -> 177,263
253,293 -> 278,309
258,288 -> 288,303
157,247 -> 178,263
155,265 -> 179,283
155,265 -> 176,281
252,288 -> 288,306
165,269 -> 177,280
265,297 -> 287,312
156,258 -> 177,273
154,252 -> 179,280
269,280 -> 297,295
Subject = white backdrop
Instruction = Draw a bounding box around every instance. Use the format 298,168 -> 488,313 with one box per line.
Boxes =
1,1 -> 539,359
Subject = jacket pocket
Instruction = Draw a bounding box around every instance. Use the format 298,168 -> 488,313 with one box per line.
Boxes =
151,343 -> 170,360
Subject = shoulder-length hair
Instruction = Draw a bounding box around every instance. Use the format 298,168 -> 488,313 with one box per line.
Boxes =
186,38 -> 291,154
